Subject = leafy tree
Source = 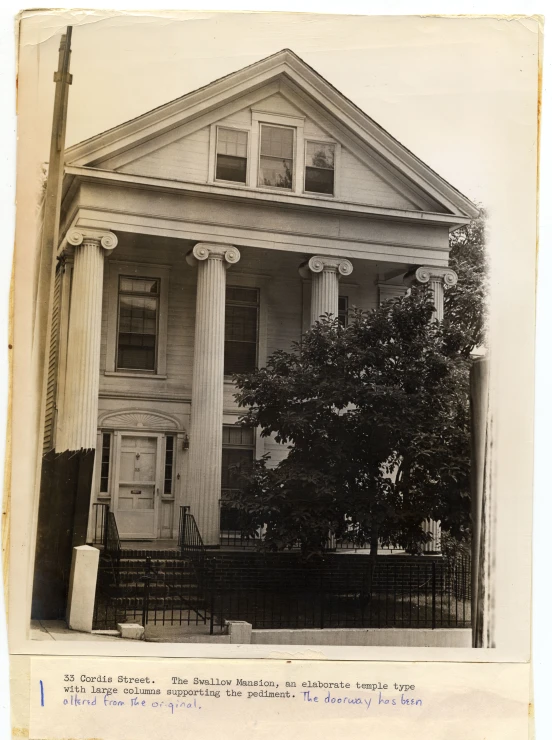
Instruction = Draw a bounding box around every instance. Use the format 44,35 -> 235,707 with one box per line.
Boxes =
445,209 -> 488,356
230,290 -> 472,558
228,211 -> 487,558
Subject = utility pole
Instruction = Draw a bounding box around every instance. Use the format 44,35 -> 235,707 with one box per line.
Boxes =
30,27 -> 74,621
33,26 -> 72,344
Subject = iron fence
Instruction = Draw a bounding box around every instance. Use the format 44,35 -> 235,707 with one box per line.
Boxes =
91,502 -> 109,547
208,554 -> 471,630
93,506 -> 470,634
93,553 -> 213,631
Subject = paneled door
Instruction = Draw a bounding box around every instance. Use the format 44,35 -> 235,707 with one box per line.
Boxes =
113,434 -> 162,539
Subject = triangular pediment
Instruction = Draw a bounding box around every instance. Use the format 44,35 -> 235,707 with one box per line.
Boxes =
65,50 -> 478,219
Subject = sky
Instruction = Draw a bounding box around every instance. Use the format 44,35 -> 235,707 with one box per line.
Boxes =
18,11 -> 539,207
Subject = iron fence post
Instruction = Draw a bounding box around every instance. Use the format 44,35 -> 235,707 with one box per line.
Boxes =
431,560 -> 437,629
103,504 -> 109,549
320,571 -> 325,629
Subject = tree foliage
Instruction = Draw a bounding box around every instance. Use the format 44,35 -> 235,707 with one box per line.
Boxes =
445,209 -> 488,356
231,290 -> 472,557
228,212 -> 486,557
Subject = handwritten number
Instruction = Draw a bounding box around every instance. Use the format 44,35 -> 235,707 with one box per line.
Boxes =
39,680 -> 44,707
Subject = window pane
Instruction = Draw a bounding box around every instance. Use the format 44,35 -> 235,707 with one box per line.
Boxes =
164,435 -> 174,494
305,166 -> 334,194
117,280 -> 158,371
224,341 -> 257,374
226,287 -> 258,305
259,157 -> 293,189
216,154 -> 247,183
224,288 -> 259,375
120,277 -> 159,294
221,448 -> 254,490
218,128 -> 247,158
306,142 -> 335,169
338,295 -> 349,326
117,334 -> 156,370
100,433 -> 111,492
260,125 -> 293,158
222,426 -> 255,446
225,305 -> 257,342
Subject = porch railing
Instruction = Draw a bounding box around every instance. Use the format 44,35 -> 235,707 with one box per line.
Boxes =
91,502 -> 110,548
178,506 -> 206,575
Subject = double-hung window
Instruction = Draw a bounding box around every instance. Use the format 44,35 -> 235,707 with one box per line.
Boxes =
117,277 -> 159,372
224,287 -> 259,375
221,426 -> 256,531
216,127 -> 248,184
338,295 -> 349,327
305,141 -> 336,195
258,124 -> 294,190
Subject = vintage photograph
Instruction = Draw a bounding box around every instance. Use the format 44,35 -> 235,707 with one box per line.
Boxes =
12,11 -> 538,653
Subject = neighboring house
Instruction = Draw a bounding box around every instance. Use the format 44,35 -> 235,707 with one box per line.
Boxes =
39,49 -> 478,565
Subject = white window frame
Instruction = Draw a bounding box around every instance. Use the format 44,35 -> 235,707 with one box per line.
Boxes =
209,124 -> 251,187
105,261 -> 170,379
223,274 -> 268,381
207,110 -> 341,200
304,136 -> 341,198
251,110 -> 305,195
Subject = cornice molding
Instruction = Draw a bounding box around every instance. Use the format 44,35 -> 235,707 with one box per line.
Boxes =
63,49 -> 478,219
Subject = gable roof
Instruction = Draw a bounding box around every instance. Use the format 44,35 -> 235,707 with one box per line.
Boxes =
65,49 -> 479,219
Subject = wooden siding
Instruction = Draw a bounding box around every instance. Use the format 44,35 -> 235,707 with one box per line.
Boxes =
43,265 -> 62,453
107,90 -> 442,212
118,126 -> 210,182
339,148 -> 420,209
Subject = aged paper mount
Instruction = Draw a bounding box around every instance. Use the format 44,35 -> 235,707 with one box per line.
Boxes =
5,8 -> 542,739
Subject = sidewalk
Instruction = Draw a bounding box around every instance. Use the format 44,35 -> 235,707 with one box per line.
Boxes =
30,620 -> 122,641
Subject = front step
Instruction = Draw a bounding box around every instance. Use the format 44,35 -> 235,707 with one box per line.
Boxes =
95,552 -> 212,631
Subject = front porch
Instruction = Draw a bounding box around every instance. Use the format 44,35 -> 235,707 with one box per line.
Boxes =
90,505 -> 470,635
90,502 -> 430,556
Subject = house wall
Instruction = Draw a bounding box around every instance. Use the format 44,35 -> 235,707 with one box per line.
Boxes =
89,235 -> 384,530
109,90 -> 446,213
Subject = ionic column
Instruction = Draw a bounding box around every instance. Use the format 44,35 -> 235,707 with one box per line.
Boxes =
300,255 -> 353,324
408,265 -> 458,552
56,229 -> 117,452
410,266 -> 458,322
186,243 -> 241,546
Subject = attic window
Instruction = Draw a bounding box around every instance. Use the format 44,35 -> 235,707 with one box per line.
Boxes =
259,124 -> 294,190
216,127 -> 248,184
305,141 -> 335,195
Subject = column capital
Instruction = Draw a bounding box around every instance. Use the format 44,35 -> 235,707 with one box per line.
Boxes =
186,242 -> 241,268
405,266 -> 458,288
66,228 -> 118,251
299,255 -> 353,279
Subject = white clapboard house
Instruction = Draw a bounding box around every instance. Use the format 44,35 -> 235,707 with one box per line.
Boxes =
42,49 -> 478,556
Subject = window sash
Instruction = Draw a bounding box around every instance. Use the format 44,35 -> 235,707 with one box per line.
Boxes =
338,295 -> 349,327
117,276 -> 159,371
304,141 -> 336,195
258,124 -> 294,190
216,128 -> 248,183
224,287 -> 259,375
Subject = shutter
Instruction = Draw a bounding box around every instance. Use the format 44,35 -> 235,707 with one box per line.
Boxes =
43,264 -> 62,453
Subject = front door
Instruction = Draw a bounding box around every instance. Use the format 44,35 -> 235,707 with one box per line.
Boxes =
114,434 -> 161,539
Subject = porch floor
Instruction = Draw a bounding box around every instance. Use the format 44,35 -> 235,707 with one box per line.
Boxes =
120,539 -> 179,551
